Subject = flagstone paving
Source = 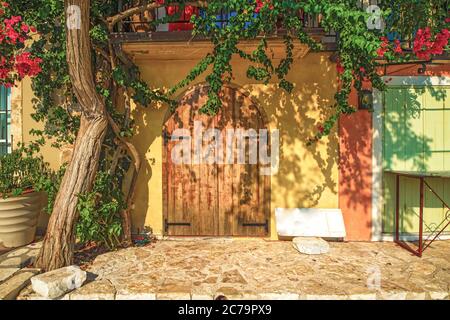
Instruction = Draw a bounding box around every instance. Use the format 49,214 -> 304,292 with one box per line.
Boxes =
18,239 -> 450,300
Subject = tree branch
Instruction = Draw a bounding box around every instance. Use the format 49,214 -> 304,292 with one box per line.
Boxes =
106,113 -> 141,246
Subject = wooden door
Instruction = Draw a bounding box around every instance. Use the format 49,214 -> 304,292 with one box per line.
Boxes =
163,85 -> 270,236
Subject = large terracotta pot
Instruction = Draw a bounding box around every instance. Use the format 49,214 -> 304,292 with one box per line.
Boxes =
0,191 -> 46,249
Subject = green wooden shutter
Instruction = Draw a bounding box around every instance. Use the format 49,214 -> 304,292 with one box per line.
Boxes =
383,86 -> 450,234
0,86 -> 11,155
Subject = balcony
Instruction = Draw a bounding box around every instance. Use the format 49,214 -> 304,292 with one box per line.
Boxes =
110,6 -> 338,51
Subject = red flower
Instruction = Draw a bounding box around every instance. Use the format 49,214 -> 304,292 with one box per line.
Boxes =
413,28 -> 449,60
255,0 -> 273,13
20,24 -> 29,33
2,2 -> 9,7
317,125 -> 324,134
14,52 -> 42,78
336,60 -> 345,74
5,26 -> 19,44
0,67 -> 9,79
377,47 -> 387,57
393,39 -> 403,53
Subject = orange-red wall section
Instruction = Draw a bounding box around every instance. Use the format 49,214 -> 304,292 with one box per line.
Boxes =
339,63 -> 449,241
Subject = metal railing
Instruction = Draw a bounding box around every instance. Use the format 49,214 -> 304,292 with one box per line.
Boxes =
117,6 -> 325,32
387,170 -> 450,257
112,7 -> 337,49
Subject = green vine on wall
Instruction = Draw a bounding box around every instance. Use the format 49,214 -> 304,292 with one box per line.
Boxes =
4,0 -> 449,246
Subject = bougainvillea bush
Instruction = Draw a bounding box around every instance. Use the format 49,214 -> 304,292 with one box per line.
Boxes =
0,2 -> 41,86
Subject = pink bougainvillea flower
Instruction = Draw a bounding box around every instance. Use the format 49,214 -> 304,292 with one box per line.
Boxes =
0,8 -> 42,85
15,52 -> 42,78
20,24 -> 29,33
393,39 -> 403,53
413,28 -> 449,60
5,26 -> 19,43
0,67 -> 9,79
377,47 -> 387,57
336,59 -> 345,74
255,0 -> 273,13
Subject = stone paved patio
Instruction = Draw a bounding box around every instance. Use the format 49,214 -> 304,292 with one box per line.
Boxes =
18,239 -> 450,300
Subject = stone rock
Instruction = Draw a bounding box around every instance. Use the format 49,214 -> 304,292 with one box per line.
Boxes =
257,292 -> 299,300
116,291 -> 156,300
428,291 -> 449,300
221,269 -> 247,284
407,262 -> 436,276
16,284 -> 69,300
292,237 -> 330,255
0,268 -> 19,282
0,242 -> 41,268
31,265 -> 87,299
305,294 -> 349,300
378,291 -> 407,300
191,293 -> 214,300
157,283 -> 191,300
406,292 -> 427,300
349,293 -> 377,300
69,279 -> 115,300
0,269 -> 40,300
156,292 -> 191,300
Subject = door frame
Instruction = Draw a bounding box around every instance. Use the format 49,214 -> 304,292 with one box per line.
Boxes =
371,76 -> 450,241
161,83 -> 271,237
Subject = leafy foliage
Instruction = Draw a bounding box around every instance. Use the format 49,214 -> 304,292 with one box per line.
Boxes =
4,1 -> 448,248
76,170 -> 125,249
7,1 -> 449,144
0,145 -> 62,213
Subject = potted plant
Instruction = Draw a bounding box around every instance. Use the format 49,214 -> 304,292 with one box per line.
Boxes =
0,148 -> 58,249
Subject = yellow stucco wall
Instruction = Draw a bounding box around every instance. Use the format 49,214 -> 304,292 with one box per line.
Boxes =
15,46 -> 339,239
16,77 -> 62,170
13,78 -> 63,233
129,50 -> 339,238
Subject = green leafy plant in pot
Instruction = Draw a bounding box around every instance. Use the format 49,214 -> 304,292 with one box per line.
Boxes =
0,147 -> 61,249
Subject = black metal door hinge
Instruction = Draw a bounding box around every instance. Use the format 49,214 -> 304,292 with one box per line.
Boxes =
242,219 -> 269,233
164,218 -> 191,233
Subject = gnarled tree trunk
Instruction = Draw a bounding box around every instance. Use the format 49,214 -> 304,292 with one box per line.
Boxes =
35,0 -> 107,271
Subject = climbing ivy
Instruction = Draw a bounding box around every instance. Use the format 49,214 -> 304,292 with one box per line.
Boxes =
5,0 -> 449,244
8,0 -> 448,145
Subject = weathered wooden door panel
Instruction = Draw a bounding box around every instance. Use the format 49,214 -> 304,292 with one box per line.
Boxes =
163,85 -> 270,236
165,101 -> 193,235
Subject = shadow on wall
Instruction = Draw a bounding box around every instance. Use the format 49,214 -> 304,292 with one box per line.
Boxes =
382,85 -> 449,234
338,107 -> 373,240
128,53 -> 340,234
245,82 -> 338,209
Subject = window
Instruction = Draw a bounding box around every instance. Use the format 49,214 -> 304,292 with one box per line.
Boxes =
0,86 -> 11,155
